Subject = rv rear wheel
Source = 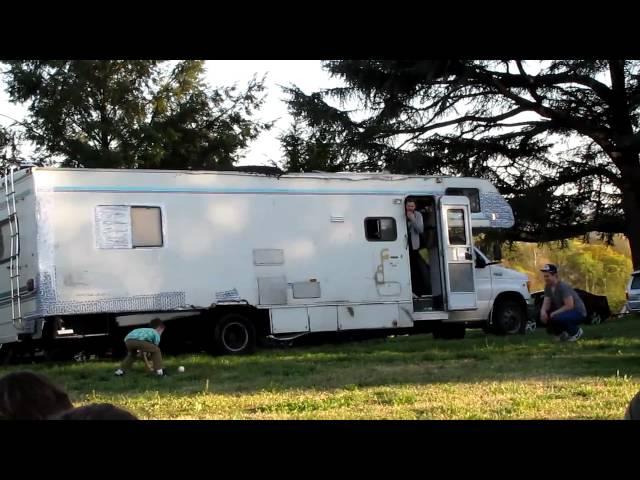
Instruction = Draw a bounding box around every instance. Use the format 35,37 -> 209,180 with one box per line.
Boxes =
212,313 -> 256,355
0,343 -> 15,365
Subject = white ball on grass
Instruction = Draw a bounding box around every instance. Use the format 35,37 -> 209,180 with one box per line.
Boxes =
178,366 -> 185,373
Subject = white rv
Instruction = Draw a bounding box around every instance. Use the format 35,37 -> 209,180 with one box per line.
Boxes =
0,167 -> 534,357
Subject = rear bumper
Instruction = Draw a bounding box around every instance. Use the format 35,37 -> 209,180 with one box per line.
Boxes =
628,301 -> 640,313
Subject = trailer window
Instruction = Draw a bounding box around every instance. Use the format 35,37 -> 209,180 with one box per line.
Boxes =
131,207 -> 163,248
445,188 -> 481,213
365,217 -> 397,241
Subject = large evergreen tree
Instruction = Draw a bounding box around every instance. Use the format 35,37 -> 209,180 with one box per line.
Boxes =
279,118 -> 343,172
284,60 -> 640,269
2,60 -> 270,169
0,125 -> 21,168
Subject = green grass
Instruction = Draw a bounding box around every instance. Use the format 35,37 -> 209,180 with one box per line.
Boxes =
2,315 -> 640,419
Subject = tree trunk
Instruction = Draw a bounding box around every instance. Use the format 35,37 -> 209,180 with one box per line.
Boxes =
621,184 -> 640,270
607,61 -> 639,270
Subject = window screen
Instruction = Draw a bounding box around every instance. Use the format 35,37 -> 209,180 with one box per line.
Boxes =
365,217 -> 397,241
131,207 -> 163,247
446,188 -> 481,213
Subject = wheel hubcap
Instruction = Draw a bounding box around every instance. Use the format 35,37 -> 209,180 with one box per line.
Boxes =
222,321 -> 249,352
502,309 -> 520,332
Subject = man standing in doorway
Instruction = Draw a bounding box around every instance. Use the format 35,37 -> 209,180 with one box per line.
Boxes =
539,264 -> 586,342
406,197 -> 431,297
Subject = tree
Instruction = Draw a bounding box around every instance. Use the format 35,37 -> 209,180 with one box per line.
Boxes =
0,124 -> 22,168
500,238 -> 632,310
2,60 -> 271,169
279,118 -> 343,172
284,60 -> 640,269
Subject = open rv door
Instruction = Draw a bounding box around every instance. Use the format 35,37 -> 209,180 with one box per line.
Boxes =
439,196 -> 477,310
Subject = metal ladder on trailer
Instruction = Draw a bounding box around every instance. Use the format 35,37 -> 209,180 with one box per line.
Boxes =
3,167 -> 22,330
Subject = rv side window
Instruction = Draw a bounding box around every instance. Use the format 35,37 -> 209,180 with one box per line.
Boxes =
447,209 -> 467,245
365,217 -> 397,241
445,188 -> 481,213
131,207 -> 163,248
0,220 -> 13,262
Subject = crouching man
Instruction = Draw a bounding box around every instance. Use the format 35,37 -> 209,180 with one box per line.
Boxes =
115,318 -> 166,376
539,264 -> 586,342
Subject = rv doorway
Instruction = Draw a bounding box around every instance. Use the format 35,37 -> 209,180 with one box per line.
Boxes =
405,196 -> 443,313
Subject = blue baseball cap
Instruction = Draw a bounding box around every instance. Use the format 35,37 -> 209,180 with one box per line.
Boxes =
540,264 -> 558,274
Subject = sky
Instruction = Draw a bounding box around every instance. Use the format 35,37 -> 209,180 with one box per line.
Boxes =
0,60 -> 344,167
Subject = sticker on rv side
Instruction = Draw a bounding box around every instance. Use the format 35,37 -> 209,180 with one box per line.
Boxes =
95,205 -> 133,249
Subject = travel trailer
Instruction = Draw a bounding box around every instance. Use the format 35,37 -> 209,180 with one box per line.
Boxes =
0,167 -> 534,357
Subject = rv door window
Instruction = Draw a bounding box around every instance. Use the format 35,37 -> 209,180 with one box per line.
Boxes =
365,217 -> 397,241
445,188 -> 481,213
446,209 -> 467,245
0,220 -> 13,262
131,207 -> 163,248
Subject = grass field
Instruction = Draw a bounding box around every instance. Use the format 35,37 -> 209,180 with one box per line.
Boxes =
2,315 -> 639,419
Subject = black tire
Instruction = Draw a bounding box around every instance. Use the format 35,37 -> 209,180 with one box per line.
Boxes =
433,323 -> 466,340
492,299 -> 525,335
211,313 -> 256,355
586,310 -> 605,325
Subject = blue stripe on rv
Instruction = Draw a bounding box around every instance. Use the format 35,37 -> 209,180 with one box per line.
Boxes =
51,186 -> 435,196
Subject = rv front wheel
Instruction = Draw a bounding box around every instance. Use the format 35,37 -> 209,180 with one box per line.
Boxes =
492,299 -> 525,335
213,313 -> 256,355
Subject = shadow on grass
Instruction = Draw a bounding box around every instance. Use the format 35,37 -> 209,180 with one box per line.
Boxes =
3,315 -> 637,400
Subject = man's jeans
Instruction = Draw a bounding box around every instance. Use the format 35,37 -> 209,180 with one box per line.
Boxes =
549,309 -> 585,336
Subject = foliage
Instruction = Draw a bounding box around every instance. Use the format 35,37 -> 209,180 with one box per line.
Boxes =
2,61 -> 271,169
284,60 -> 640,268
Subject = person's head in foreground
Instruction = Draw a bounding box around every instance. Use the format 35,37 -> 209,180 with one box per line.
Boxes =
54,403 -> 138,420
625,390 -> 640,420
0,371 -> 73,420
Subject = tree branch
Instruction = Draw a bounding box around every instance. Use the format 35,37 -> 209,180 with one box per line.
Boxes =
377,106 -> 528,136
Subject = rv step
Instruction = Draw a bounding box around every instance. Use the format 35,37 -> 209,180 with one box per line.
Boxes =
412,311 -> 449,321
55,332 -> 110,340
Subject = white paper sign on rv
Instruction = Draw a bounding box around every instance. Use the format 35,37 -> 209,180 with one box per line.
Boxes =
0,167 -> 535,357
